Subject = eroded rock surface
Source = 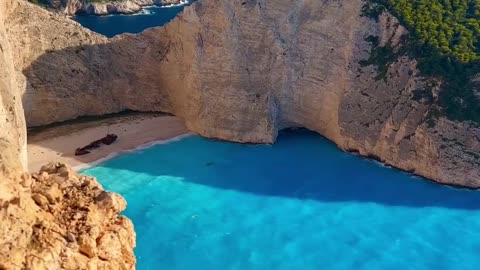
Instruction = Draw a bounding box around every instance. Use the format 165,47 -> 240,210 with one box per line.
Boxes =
0,1 -> 136,268
15,0 -> 479,187
0,0 -> 478,266
0,163 -> 136,270
0,0 -> 27,172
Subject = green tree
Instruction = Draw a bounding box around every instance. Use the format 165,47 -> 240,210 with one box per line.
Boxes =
364,0 -> 480,123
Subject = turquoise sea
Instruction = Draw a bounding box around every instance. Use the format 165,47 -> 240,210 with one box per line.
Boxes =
73,2 -> 192,38
82,130 -> 480,270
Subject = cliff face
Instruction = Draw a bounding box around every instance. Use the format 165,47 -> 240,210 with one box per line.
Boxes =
0,1 -> 136,269
0,163 -> 137,270
0,0 -> 26,173
5,0 -> 107,124
18,0 -> 480,187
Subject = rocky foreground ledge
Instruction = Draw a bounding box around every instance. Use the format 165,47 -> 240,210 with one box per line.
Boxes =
0,163 -> 135,269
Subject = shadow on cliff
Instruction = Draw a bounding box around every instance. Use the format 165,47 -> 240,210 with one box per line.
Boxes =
84,129 -> 480,210
22,32 -> 479,211
21,28 -> 175,129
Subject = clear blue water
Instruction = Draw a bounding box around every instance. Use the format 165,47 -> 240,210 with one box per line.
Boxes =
82,130 -> 480,270
72,3 -> 192,38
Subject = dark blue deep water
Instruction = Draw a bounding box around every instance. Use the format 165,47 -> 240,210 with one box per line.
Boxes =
83,130 -> 480,270
73,3 -> 191,38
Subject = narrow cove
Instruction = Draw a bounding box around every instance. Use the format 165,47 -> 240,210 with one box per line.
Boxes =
82,130 -> 480,270
3,0 -> 480,269
73,5 -> 480,269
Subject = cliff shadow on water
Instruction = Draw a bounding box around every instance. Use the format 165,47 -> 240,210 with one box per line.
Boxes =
21,0 -> 480,211
82,128 -> 480,211
22,31 -> 480,212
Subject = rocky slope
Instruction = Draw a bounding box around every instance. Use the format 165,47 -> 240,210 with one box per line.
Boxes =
47,0 -> 187,15
0,163 -> 136,269
0,1 -> 136,268
16,0 -> 479,187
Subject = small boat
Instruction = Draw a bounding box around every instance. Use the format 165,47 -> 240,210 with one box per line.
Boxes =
101,134 -> 118,145
75,148 -> 91,156
74,134 -> 118,156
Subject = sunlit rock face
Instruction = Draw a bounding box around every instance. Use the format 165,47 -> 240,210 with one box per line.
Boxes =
6,0 -> 480,187
0,163 -> 137,270
0,2 -> 136,269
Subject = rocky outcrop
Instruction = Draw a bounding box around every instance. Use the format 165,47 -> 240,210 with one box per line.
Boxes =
16,0 -> 480,187
0,1 -> 136,268
55,0 -> 187,15
0,0 -> 27,173
0,163 -> 136,269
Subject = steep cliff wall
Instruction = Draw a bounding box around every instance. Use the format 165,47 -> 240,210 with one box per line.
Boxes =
5,0 -> 107,124
0,0 -> 26,173
0,2 -> 136,269
18,0 -> 480,187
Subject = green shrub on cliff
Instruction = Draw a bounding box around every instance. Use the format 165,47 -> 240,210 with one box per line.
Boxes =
368,0 -> 480,63
389,0 -> 480,63
363,0 -> 480,124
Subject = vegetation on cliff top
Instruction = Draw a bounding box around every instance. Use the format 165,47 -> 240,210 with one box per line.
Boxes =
363,0 -> 480,124
390,0 -> 480,63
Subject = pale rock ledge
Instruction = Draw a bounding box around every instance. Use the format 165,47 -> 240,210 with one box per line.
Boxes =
0,163 -> 136,270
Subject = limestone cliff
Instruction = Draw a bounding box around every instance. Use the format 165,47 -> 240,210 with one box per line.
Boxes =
0,0 -> 26,172
15,0 -> 479,187
0,163 -> 136,269
5,0 -> 107,123
0,1 -> 136,269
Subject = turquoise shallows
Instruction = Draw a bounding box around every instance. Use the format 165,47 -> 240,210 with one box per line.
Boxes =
73,3 -> 191,38
82,130 -> 480,270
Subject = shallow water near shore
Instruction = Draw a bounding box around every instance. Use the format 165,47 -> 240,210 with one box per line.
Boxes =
82,130 -> 480,270
72,2 -> 191,38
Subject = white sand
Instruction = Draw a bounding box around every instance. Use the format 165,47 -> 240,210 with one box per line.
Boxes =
27,114 -> 189,172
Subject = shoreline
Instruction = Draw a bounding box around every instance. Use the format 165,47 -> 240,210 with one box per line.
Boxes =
74,132 -> 193,171
68,0 -> 190,17
27,114 -> 189,172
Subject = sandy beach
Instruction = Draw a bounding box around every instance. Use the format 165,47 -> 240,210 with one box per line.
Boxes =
27,113 -> 189,172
